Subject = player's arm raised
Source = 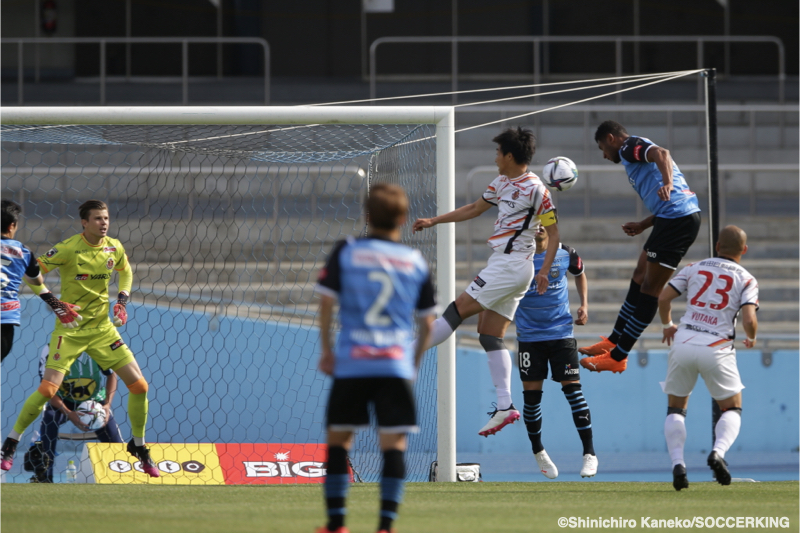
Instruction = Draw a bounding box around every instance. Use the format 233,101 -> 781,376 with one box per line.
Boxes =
658,285 -> 681,345
412,197 -> 492,233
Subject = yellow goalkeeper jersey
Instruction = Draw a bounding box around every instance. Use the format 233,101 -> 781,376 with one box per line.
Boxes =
37,233 -> 129,331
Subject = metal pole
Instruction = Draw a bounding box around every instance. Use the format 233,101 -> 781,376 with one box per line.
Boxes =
263,43 -> 270,105
17,42 -> 24,106
633,0 -> 640,74
126,0 -> 132,80
217,3 -> 223,79
361,4 -> 367,81
100,40 -> 106,105
533,40 -> 540,107
704,68 -> 722,451
615,39 -> 622,104
182,41 -> 189,105
723,5 -> 730,77
697,40 -> 704,103
451,0 -> 457,105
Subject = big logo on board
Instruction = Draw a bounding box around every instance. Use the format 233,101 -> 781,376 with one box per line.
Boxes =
217,443 -> 328,485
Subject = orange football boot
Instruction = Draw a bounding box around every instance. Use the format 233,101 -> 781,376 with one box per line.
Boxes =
578,336 -> 616,356
579,351 -> 627,374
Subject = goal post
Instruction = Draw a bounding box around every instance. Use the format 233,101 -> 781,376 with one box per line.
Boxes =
1,106 -> 457,483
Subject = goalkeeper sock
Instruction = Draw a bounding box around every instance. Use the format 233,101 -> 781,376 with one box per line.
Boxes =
128,392 -> 149,444
611,292 -> 658,362
712,409 -> 742,458
324,445 -> 350,531
522,390 -> 544,454
13,390 -> 50,436
608,280 -> 640,344
379,449 -> 405,532
664,412 -> 687,467
562,383 -> 595,456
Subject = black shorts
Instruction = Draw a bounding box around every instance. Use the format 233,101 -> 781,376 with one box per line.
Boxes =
1,323 -> 17,362
644,212 -> 701,269
326,377 -> 417,433
517,339 -> 581,382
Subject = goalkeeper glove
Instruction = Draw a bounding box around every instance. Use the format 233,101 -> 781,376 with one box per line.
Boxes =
113,291 -> 129,327
39,292 -> 82,329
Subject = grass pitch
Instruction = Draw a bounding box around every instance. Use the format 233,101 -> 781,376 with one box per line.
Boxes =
2,481 -> 797,533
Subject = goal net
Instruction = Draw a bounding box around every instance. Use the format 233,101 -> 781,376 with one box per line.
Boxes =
1,107 -> 456,484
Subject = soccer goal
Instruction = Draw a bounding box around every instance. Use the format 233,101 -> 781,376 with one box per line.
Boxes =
1,106 -> 458,483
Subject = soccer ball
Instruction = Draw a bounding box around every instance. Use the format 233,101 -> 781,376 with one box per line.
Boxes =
542,157 -> 578,192
75,400 -> 107,431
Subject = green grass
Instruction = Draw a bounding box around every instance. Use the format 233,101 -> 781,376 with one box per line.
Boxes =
2,481 -> 797,533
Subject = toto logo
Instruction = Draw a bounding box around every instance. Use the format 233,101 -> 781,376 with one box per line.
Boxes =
108,459 -> 205,475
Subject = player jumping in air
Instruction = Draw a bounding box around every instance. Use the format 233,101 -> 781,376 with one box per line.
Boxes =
658,226 -> 758,490
0,200 -> 159,477
515,226 -> 597,479
1,199 -> 51,363
413,127 -> 560,436
316,184 -> 435,533
580,120 -> 701,374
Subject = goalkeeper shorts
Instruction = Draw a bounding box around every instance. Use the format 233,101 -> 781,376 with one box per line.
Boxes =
45,324 -> 135,374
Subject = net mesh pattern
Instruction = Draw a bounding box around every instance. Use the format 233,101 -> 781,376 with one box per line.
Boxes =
1,123 -> 438,483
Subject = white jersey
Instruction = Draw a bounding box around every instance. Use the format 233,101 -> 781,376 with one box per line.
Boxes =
669,257 -> 759,347
482,171 -> 555,254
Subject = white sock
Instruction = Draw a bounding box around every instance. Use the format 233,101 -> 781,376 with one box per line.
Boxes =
712,410 -> 742,458
428,317 -> 455,348
664,413 -> 687,467
486,349 -> 513,410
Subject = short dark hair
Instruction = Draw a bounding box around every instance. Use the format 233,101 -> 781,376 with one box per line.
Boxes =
1,199 -> 22,234
79,199 -> 108,221
492,127 -> 536,165
595,120 -> 628,142
365,183 -> 408,230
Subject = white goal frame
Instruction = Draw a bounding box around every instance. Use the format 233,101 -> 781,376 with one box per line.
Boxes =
2,106 -> 458,482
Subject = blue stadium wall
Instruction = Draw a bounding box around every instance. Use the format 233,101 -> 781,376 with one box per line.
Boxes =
2,301 -> 797,459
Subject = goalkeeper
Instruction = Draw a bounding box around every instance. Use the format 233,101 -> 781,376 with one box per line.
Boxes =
0,200 -> 159,478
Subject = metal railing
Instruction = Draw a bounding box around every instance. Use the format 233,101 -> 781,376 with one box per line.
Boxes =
464,163 -> 799,276
2,37 -> 271,106
370,35 -> 786,104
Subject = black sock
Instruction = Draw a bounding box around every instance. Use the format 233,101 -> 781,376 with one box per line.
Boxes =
522,390 -> 544,454
562,383 -> 595,456
379,449 -> 405,532
611,292 -> 659,361
608,280 -> 641,344
324,445 -> 349,531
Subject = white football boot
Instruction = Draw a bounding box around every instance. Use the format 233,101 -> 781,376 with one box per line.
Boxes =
534,449 -> 559,479
478,404 -> 520,437
580,454 -> 598,478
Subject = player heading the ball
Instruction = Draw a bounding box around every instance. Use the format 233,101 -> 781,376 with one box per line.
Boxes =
316,183 -> 436,533
413,126 -> 560,437
0,200 -> 159,478
580,120 -> 701,374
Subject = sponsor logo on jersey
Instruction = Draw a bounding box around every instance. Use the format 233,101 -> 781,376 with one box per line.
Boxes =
501,199 -> 516,208
53,352 -> 61,361
75,274 -> 89,280
110,339 -> 125,351
91,273 -> 111,280
1,244 -> 23,258
106,258 -> 115,270
512,189 -> 520,200
541,194 -> 553,212
473,276 -> 486,288
634,145 -> 643,161
103,246 -> 117,253
1,301 -> 21,311
351,344 -> 404,360
61,378 -> 98,402
564,364 -> 579,375
45,248 -> 58,257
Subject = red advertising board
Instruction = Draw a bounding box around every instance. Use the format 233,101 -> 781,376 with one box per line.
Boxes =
216,443 -> 328,485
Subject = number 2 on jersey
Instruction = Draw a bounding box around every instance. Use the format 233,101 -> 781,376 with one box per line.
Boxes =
364,271 -> 393,327
689,270 -> 733,310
